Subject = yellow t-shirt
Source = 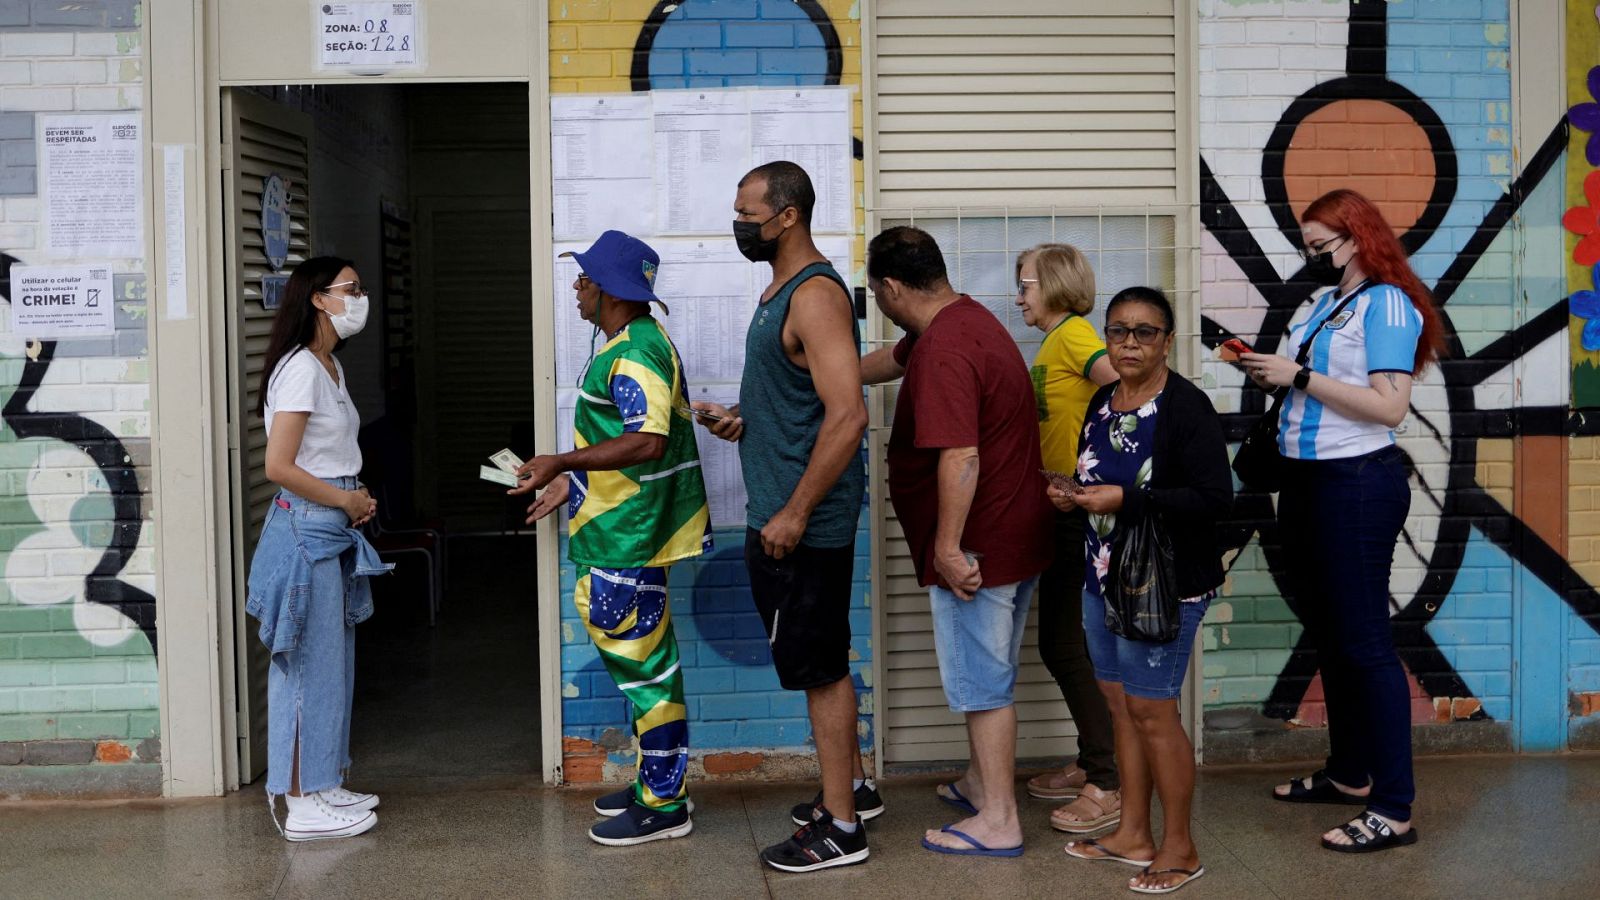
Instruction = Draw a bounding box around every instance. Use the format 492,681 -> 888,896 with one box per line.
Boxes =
1031,315 -> 1108,473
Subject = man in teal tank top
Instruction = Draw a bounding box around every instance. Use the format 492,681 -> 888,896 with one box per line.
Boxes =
693,161 -> 877,873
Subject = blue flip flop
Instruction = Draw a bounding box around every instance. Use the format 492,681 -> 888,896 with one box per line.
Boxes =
921,826 -> 1024,858
936,782 -> 979,816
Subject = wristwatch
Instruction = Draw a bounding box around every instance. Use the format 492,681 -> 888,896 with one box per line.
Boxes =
1293,365 -> 1313,390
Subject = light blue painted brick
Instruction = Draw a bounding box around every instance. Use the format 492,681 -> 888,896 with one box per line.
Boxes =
562,644 -> 600,671
1571,640 -> 1600,666
687,75 -> 729,88
1444,595 -> 1505,619
732,613 -> 768,639
1483,620 -> 1511,644
681,0 -> 759,19
688,50 -> 757,75
649,22 -> 721,50
733,666 -> 784,692
759,49 -> 827,75
725,22 -> 794,47
693,721 -> 738,747
683,696 -> 699,719
701,693 -> 766,720
1390,23 -> 1452,47
768,692 -> 808,718
675,641 -> 697,667
566,698 -> 627,726
1481,672 -> 1511,698
751,74 -> 799,86
692,667 -> 736,693
648,49 -> 685,74
1450,645 -> 1509,672
1484,568 -> 1512,593
848,610 -> 871,637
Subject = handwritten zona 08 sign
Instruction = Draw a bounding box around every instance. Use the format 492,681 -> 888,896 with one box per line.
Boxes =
317,2 -> 418,70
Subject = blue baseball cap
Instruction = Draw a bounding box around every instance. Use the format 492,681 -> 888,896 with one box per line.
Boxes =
561,230 -> 661,304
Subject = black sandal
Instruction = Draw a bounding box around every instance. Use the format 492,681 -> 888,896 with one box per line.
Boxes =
1321,812 -> 1419,854
1272,769 -> 1369,805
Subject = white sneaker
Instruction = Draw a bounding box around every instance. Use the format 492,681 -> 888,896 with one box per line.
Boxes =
284,791 -> 378,842
320,786 -> 380,813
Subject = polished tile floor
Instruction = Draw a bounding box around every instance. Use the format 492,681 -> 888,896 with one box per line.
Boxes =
1,754 -> 1596,899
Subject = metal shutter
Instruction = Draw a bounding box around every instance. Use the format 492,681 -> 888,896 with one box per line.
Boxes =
866,1 -> 1190,766
222,90 -> 316,782
871,0 -> 1185,210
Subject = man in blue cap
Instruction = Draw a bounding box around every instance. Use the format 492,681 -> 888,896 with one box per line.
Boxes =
511,230 -> 712,846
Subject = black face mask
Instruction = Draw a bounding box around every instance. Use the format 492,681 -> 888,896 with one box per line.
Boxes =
1303,249 -> 1347,287
733,212 -> 786,262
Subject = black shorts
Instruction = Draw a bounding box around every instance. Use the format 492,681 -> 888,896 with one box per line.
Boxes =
744,527 -> 856,691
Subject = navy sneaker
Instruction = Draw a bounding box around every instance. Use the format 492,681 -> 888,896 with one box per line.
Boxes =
589,801 -> 693,846
595,788 -> 694,817
789,779 -> 885,826
761,810 -> 869,872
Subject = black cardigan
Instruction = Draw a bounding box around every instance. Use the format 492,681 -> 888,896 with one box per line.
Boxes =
1085,374 -> 1233,598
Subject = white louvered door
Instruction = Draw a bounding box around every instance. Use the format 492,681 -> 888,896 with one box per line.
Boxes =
867,1 -> 1192,766
222,90 -> 315,783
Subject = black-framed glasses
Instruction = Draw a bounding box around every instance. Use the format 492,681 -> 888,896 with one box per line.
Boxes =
1105,324 -> 1168,345
1298,234 -> 1347,262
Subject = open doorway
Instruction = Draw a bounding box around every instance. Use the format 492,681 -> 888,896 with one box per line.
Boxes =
222,83 -> 540,785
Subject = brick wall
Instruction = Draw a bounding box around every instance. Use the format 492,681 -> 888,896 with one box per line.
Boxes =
548,0 -> 868,781
0,10 -> 157,797
1197,0 -> 1535,757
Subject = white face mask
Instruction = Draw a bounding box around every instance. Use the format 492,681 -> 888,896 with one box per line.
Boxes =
322,291 -> 369,339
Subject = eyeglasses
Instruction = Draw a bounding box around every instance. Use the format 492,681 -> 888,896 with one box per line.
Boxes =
577,273 -> 594,288
1016,278 -> 1039,297
321,279 -> 363,296
1298,235 -> 1347,262
1105,324 -> 1168,345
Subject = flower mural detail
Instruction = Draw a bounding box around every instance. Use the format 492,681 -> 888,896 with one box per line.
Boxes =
1572,264 -> 1600,352
1562,170 -> 1600,266
1567,65 -> 1600,165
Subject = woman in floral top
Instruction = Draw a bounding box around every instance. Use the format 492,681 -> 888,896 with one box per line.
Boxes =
1050,287 -> 1231,896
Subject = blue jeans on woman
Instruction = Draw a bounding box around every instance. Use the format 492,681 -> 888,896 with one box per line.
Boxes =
1277,445 -> 1414,822
247,477 -> 385,798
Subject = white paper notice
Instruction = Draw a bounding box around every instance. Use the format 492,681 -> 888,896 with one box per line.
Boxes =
10,265 -> 115,338
161,145 -> 189,321
653,91 -> 751,235
41,114 -> 142,258
551,95 -> 654,241
654,239 -> 754,384
814,236 -> 855,294
682,383 -> 747,529
317,2 -> 419,70
750,88 -> 852,235
553,245 -> 598,388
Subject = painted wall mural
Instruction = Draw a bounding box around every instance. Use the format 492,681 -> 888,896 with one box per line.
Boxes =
1200,0 -> 1600,753
550,0 -> 869,780
0,15 -> 158,779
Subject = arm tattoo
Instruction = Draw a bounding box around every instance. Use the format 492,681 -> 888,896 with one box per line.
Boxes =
1384,373 -> 1398,390
959,456 -> 978,485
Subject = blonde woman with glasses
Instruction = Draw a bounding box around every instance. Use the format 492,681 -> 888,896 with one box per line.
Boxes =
1014,244 -> 1122,834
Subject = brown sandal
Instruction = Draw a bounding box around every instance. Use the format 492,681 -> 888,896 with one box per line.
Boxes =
1027,764 -> 1087,800
1050,783 -> 1122,834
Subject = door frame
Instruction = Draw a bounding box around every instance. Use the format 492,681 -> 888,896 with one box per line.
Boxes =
149,2 -> 562,795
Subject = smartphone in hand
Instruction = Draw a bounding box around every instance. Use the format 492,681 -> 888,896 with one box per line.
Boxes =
1218,337 -> 1254,362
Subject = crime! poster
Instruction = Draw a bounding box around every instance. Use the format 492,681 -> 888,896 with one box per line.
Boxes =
9,265 -> 116,338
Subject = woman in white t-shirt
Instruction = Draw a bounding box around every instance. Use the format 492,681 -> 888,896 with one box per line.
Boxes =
246,255 -> 387,842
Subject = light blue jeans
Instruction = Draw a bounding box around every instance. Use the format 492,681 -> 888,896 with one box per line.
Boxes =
929,576 -> 1039,712
261,479 -> 360,796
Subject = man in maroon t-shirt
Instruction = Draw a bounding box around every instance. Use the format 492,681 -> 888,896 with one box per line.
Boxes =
862,226 -> 1054,858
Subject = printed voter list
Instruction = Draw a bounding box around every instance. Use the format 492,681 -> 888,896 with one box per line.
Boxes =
10,266 -> 115,338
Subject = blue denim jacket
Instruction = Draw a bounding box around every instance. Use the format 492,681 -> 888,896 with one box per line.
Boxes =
245,479 -> 392,655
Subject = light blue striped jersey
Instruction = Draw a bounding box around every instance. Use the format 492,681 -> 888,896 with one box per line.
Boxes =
1277,282 -> 1422,461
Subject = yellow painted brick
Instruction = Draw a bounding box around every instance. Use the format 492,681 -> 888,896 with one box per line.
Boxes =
1572,487 -> 1595,512
550,79 -> 584,93
582,24 -> 646,50
1575,561 -> 1600,584
551,26 -> 579,51
1572,460 -> 1600,485
553,0 -> 614,22
1572,511 -> 1600,536
611,50 -> 645,72
842,48 -> 861,76
1477,439 -> 1513,461
551,51 -> 613,78
580,77 -> 635,92
1573,438 -> 1600,460
609,0 -> 660,20
819,0 -> 857,19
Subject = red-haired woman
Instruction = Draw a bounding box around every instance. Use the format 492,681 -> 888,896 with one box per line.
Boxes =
1239,189 -> 1444,854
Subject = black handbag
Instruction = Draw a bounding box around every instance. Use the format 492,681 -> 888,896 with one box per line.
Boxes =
1230,289 -> 1363,492
1106,507 -> 1180,642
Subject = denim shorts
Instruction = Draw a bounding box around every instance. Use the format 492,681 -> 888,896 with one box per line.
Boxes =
929,576 -> 1038,712
1081,588 -> 1206,701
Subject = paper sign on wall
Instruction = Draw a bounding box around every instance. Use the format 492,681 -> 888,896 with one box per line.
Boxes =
10,265 -> 115,338
316,2 -> 420,71
41,114 -> 143,258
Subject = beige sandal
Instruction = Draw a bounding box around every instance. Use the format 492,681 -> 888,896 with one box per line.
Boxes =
1050,783 -> 1122,834
1027,763 -> 1087,800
